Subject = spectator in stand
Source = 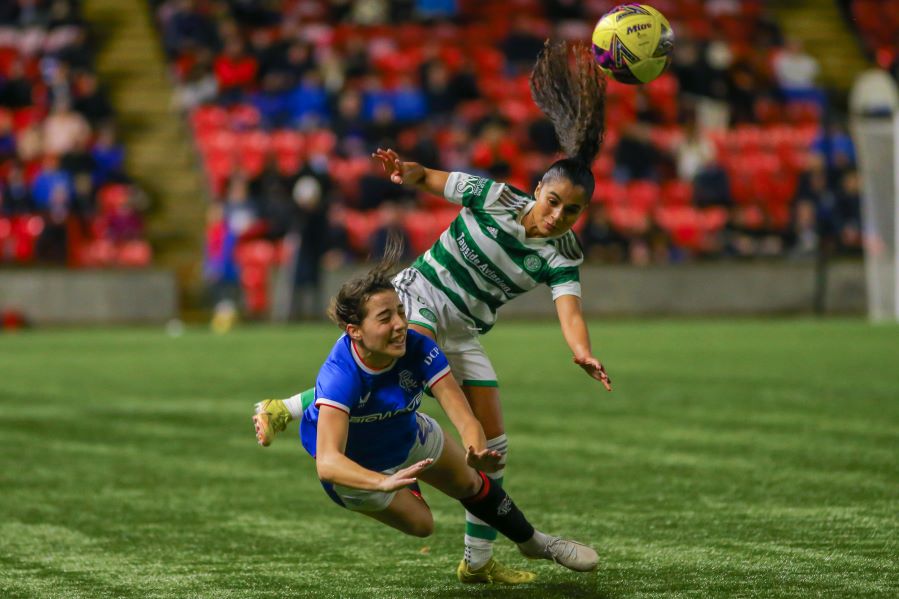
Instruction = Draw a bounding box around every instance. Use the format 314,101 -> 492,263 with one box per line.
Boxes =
835,170 -> 862,254
772,39 -> 820,102
92,124 -> 127,185
214,37 -> 258,104
61,132 -> 97,215
358,157 -> 407,211
54,24 -> 93,72
0,111 -> 17,161
43,99 -> 91,157
391,75 -> 427,123
174,52 -> 219,110
0,59 -> 33,108
223,174 -> 262,238
32,155 -> 75,210
673,120 -> 714,181
289,71 -> 329,125
580,203 -> 627,263
72,71 -> 113,127
0,161 -> 33,215
252,72 -> 294,129
812,122 -> 856,182
614,123 -> 660,181
34,182 -> 72,264
286,174 -> 331,319
501,15 -> 545,74
322,203 -> 354,270
332,89 -> 367,141
161,0 -> 220,59
204,202 -> 241,329
693,162 -> 732,209
790,197 -> 818,258
101,191 -> 145,244
726,62 -> 762,125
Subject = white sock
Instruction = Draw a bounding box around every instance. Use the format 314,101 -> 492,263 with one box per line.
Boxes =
462,434 -> 508,569
282,394 -> 304,420
518,530 -> 551,556
463,536 -> 493,570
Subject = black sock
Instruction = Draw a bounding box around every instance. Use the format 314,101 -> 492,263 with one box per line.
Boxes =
459,472 -> 534,544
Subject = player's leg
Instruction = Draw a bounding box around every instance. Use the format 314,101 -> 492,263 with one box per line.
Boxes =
359,488 -> 434,538
419,425 -> 599,575
453,351 -> 510,575
252,388 -> 314,446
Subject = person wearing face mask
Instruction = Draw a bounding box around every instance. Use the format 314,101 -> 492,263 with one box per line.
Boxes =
255,40 -> 612,585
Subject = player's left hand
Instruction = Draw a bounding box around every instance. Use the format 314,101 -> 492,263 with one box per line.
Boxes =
465,446 -> 504,473
574,355 -> 612,392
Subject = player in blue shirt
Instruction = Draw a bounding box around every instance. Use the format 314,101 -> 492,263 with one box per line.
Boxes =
268,249 -> 599,579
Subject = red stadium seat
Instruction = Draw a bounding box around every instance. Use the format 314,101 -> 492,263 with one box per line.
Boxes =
661,180 -> 693,206
117,240 -> 153,267
625,181 -> 661,212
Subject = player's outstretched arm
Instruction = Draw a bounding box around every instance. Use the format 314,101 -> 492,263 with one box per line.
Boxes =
372,147 -> 450,198
554,294 -> 613,392
315,405 -> 432,492
430,373 -> 503,473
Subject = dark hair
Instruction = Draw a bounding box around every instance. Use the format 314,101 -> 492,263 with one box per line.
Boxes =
530,40 -> 607,200
327,232 -> 405,328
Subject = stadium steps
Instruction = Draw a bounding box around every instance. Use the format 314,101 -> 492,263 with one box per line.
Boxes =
771,0 -> 872,93
83,0 -> 207,310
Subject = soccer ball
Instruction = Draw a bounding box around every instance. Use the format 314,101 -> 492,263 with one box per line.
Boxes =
592,4 -> 674,84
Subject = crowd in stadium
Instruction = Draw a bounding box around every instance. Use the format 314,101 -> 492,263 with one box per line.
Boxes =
0,0 -> 152,267
3,0 -> 888,315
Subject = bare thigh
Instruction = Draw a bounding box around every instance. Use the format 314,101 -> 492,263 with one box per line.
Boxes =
360,488 -> 434,538
407,324 -> 505,440
418,431 -> 481,500
463,384 -> 504,440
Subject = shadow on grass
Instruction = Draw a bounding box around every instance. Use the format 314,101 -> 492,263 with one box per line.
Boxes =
424,578 -> 616,599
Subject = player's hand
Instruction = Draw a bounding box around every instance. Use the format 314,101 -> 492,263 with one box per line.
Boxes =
372,148 -> 425,185
574,355 -> 612,392
376,458 -> 433,492
465,446 -> 504,473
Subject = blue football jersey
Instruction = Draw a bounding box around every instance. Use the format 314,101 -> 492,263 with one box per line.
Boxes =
300,330 -> 452,471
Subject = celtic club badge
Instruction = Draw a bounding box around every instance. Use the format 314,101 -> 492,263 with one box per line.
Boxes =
524,254 -> 542,273
419,308 -> 438,322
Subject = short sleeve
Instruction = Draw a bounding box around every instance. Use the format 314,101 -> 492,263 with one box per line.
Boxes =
547,266 -> 582,300
444,172 -> 495,208
314,361 -> 363,414
414,334 -> 452,389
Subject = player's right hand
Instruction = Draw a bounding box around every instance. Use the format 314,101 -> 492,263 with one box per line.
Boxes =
465,446 -> 504,473
376,458 -> 433,492
372,148 -> 425,185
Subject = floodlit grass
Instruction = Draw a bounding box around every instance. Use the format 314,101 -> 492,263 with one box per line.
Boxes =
1,319 -> 897,598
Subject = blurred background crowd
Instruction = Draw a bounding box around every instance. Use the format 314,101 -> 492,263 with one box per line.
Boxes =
3,0 -> 897,317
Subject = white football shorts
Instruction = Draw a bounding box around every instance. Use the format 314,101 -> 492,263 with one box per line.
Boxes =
327,412 -> 445,512
393,267 -> 499,387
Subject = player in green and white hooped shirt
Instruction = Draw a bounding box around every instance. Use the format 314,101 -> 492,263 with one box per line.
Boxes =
254,41 -> 611,585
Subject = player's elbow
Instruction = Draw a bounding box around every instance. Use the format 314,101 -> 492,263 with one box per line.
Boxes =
315,454 -> 339,483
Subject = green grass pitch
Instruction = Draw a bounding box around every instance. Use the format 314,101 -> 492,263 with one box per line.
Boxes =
1,319 -> 897,598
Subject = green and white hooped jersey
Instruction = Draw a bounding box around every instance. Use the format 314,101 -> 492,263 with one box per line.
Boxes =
411,172 -> 583,334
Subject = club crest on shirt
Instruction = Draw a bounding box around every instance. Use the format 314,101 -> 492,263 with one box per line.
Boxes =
398,370 -> 419,392
523,254 -> 543,273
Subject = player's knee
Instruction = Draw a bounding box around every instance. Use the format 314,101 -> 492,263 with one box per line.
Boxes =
405,516 -> 434,538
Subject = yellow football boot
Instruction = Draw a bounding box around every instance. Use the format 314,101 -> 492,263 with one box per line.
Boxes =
253,399 -> 292,447
456,558 -> 537,585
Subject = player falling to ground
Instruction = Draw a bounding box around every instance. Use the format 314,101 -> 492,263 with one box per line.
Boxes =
254,41 -> 611,584
287,242 -> 599,579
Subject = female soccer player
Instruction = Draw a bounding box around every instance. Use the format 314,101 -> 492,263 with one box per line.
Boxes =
297,245 -> 599,578
255,41 -> 611,584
